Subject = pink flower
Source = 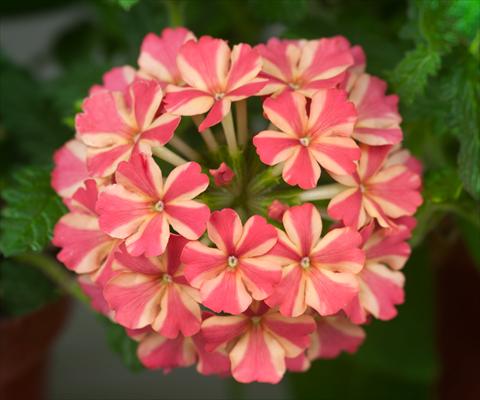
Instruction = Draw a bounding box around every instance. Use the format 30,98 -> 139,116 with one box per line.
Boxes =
103,235 -> 202,337
78,275 -> 114,318
343,222 -> 412,323
342,45 -> 366,92
164,36 -> 266,131
307,314 -> 365,360
267,200 -> 289,222
181,208 -> 281,314
256,36 -> 354,96
89,65 -> 137,95
138,27 -> 196,86
265,203 -> 365,317
76,79 -> 180,177
253,89 -> 359,189
97,154 -> 210,257
136,325 -> 230,376
328,145 -> 423,229
348,74 -> 402,145
201,302 -> 315,383
209,162 -> 235,186
53,180 -> 119,276
51,139 -> 89,199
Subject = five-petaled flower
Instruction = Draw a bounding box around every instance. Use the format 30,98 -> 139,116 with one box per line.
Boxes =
164,36 -> 266,131
181,208 -> 281,314
201,302 -> 315,383
256,37 -> 354,96
104,235 -> 202,337
265,203 -> 365,317
253,89 -> 359,189
343,219 -> 414,323
328,145 -> 423,229
76,79 -> 180,177
97,154 -> 210,257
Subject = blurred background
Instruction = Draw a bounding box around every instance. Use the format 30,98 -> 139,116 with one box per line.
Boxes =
1,1 -> 479,399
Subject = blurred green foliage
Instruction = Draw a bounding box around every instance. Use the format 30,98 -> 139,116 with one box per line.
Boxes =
0,0 -> 479,397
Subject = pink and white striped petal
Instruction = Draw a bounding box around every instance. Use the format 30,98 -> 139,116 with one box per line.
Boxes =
176,36 -> 230,93
206,208 -> 243,254
165,200 -> 210,240
198,98 -> 231,131
89,65 -> 136,95
263,91 -> 308,136
282,146 -> 321,189
349,74 -> 402,146
310,227 -> 365,274
51,140 -> 88,199
307,315 -> 365,360
138,27 -> 196,84
127,79 -> 164,131
305,268 -> 359,316
235,215 -> 277,257
226,43 -> 263,92
344,263 -> 405,323
164,85 -> 214,116
253,130 -> 299,165
137,332 -> 196,371
163,161 -> 210,203
282,203 -> 323,256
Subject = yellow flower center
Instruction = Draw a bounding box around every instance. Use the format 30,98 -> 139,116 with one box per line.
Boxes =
227,255 -> 238,268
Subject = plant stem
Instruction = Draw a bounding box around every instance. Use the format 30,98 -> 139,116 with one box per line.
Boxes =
164,0 -> 184,27
249,163 -> 284,194
169,136 -> 200,160
152,146 -> 187,166
14,252 -> 89,304
222,111 -> 238,154
236,100 -> 248,147
192,115 -> 219,152
299,183 -> 344,201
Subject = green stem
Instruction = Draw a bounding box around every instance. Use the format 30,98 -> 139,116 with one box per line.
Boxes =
164,0 -> 184,27
14,252 -> 89,304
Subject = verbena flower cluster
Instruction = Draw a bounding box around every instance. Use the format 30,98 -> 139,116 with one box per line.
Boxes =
51,27 -> 423,383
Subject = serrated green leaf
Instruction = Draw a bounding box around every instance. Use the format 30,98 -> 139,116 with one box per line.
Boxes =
0,259 -> 60,317
444,60 -> 480,199
101,317 -> 144,371
390,44 -> 441,104
0,166 -> 66,257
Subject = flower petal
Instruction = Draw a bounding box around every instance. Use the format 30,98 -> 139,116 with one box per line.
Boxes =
177,36 -> 230,92
138,27 -> 196,84
165,200 -> 210,240
263,91 -> 307,135
253,130 -> 298,165
206,208 -> 243,254
182,241 -> 227,288
163,161 -> 210,203
305,268 -> 358,316
235,215 -> 277,257
308,315 -> 365,360
282,146 -> 320,189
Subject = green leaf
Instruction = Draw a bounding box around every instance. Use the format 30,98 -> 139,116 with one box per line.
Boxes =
101,317 -> 144,371
444,60 -> 480,199
0,166 -> 66,257
117,0 -> 139,11
390,44 -> 441,104
0,259 -> 60,317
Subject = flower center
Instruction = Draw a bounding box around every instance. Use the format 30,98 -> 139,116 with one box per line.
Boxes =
227,255 -> 238,268
299,137 -> 310,147
300,256 -> 311,269
163,274 -> 172,283
214,92 -> 225,100
289,82 -> 300,90
251,316 -> 261,325
153,200 -> 164,212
